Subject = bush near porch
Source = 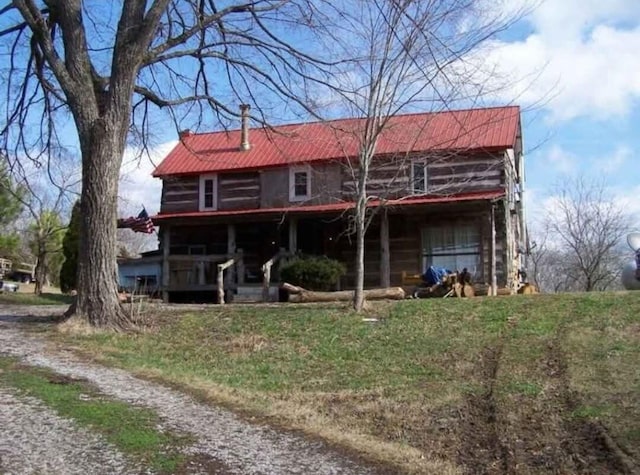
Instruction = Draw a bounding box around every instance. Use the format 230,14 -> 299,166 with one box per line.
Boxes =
279,255 -> 346,291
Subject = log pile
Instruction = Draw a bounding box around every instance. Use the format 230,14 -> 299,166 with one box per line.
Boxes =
281,283 -> 405,303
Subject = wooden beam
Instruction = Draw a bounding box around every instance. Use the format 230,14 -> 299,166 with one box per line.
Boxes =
237,248 -> 245,285
288,217 -> 297,253
227,223 -> 236,254
162,225 -> 170,303
217,257 -> 236,305
262,261 -> 272,302
490,204 -> 497,296
227,223 -> 236,287
380,210 -> 390,287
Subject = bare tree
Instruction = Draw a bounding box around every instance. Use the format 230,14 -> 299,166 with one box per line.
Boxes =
528,230 -> 574,293
117,226 -> 156,257
322,0 -> 525,310
0,156 -> 75,294
544,177 -> 629,292
0,1 -> 339,327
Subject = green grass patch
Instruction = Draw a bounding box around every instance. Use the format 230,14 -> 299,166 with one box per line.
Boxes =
0,356 -> 189,473
52,292 -> 640,473
571,404 -> 614,420
503,380 -> 543,397
0,291 -> 73,305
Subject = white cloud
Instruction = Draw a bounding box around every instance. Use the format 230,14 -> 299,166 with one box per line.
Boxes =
118,141 -> 177,216
545,145 -> 578,175
477,0 -> 640,121
595,145 -> 632,174
613,184 -> 640,224
522,186 -> 546,234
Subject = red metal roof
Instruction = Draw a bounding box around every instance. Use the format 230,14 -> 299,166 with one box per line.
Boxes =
153,106 -> 520,177
152,190 -> 505,221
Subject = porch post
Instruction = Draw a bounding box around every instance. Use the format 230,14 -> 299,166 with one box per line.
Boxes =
380,210 -> 390,287
490,204 -> 497,296
162,225 -> 170,303
227,223 -> 236,291
227,223 -> 236,254
288,217 -> 297,254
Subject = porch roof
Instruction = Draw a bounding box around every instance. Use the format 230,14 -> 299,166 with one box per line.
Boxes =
151,189 -> 505,222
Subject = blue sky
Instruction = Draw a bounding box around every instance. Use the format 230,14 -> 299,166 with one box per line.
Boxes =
120,0 -> 640,236
486,0 -> 640,229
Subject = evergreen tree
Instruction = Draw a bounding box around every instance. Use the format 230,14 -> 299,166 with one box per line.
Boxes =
0,162 -> 22,227
0,160 -> 24,259
60,201 -> 81,293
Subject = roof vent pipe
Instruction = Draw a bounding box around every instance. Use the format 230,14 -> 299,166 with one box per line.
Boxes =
240,104 -> 251,151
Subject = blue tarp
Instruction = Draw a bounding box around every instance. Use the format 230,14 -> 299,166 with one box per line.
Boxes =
421,266 -> 451,286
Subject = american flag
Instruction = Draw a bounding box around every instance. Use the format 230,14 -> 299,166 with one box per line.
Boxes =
119,208 -> 155,234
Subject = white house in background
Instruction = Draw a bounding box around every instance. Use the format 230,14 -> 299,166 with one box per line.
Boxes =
117,250 -> 162,296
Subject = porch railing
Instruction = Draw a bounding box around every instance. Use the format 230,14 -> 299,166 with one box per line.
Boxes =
166,251 -> 244,302
168,254 -> 226,287
261,248 -> 291,302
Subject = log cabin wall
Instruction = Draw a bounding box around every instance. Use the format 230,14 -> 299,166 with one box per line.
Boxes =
261,162 -> 342,208
161,176 -> 199,213
160,151 -> 506,214
340,152 -> 504,201
341,157 -> 411,200
218,172 -> 260,210
503,149 -> 519,289
310,163 -> 343,204
260,168 -> 288,208
428,152 -> 504,194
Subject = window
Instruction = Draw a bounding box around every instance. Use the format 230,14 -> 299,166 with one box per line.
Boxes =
199,174 -> 217,211
411,160 -> 427,194
422,223 -> 480,275
289,166 -> 311,201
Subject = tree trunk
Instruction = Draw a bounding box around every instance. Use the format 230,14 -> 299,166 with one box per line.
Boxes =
73,119 -> 130,329
34,250 -> 46,295
380,210 -> 390,288
353,207 -> 366,311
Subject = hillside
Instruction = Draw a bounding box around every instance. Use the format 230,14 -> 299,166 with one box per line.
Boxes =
58,292 -> 640,474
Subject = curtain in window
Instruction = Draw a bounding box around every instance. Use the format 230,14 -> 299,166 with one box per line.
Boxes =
422,223 -> 481,276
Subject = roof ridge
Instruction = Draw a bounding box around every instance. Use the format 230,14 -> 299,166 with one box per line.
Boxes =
183,104 -> 520,136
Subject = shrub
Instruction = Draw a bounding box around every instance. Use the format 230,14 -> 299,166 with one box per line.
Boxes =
280,255 -> 346,291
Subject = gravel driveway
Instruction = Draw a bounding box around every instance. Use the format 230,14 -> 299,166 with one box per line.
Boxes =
0,306 -> 380,475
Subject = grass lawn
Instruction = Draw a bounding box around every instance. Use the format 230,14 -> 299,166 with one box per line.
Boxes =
0,291 -> 72,305
55,293 -> 640,474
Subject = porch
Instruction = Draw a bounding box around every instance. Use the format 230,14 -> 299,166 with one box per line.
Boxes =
155,196 -> 516,303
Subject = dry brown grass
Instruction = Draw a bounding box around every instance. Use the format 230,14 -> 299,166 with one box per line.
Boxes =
49,293 -> 640,474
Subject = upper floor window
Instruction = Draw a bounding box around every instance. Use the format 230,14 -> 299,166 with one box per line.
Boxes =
411,160 -> 428,194
289,166 -> 311,201
199,174 -> 217,211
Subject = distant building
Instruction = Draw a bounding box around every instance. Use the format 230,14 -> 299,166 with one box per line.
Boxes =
117,250 -> 162,296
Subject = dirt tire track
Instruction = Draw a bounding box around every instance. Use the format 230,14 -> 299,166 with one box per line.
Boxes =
545,335 -> 639,475
456,320 -> 640,475
458,338 -> 511,474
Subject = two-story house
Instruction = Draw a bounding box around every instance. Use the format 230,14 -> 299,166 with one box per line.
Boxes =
152,105 -> 526,303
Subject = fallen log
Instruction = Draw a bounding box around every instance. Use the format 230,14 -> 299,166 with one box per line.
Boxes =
281,283 -> 405,303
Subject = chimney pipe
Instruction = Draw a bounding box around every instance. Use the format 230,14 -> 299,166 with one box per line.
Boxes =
240,104 -> 250,151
